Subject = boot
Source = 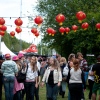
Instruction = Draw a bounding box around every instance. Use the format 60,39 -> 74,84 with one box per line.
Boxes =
62,91 -> 65,98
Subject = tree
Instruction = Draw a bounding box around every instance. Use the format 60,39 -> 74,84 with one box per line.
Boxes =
2,32 -> 30,52
35,0 -> 100,59
37,43 -> 52,56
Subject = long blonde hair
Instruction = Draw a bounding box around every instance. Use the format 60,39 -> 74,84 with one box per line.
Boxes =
50,57 -> 60,70
68,53 -> 75,61
30,56 -> 38,72
60,57 -> 67,64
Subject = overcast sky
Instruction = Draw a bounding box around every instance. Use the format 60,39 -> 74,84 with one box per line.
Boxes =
0,0 -> 41,45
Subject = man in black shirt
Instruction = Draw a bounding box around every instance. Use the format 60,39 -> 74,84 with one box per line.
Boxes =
91,55 -> 100,100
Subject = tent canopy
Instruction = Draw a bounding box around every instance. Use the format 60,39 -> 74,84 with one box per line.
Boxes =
1,42 -> 16,56
20,44 -> 38,54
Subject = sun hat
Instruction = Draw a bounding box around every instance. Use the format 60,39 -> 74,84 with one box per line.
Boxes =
12,56 -> 19,61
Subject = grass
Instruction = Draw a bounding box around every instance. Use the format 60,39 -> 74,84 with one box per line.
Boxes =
2,85 -> 90,100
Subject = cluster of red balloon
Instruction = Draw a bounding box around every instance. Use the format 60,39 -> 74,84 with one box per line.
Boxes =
0,16 -> 44,38
0,18 -> 7,36
46,11 -> 100,36
31,16 -> 43,37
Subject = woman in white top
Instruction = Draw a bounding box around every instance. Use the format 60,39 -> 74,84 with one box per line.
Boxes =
24,56 -> 38,100
41,57 -> 62,100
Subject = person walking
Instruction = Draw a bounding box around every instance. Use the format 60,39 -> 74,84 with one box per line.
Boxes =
68,59 -> 86,100
41,57 -> 62,100
67,53 -> 76,100
23,56 -> 38,100
1,53 -> 18,100
34,68 -> 40,100
59,57 -> 68,98
91,55 -> 100,100
12,55 -> 24,100
76,52 -> 88,100
18,53 -> 27,100
56,54 -> 62,96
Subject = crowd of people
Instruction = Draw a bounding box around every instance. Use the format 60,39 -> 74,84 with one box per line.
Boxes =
0,52 -> 100,100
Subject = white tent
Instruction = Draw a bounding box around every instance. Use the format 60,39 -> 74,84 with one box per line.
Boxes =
1,42 -> 16,56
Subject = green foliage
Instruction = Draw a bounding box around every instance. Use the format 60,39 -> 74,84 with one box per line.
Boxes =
36,0 -> 100,59
2,32 -> 30,52
37,43 -> 52,56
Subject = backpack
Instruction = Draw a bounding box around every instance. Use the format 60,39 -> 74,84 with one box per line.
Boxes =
16,64 -> 28,83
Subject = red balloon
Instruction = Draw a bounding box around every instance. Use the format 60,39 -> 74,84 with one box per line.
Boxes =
34,16 -> 43,25
59,27 -> 65,35
15,27 -> 22,33
31,28 -> 38,34
0,18 -> 5,25
10,31 -> 15,37
55,14 -> 65,25
15,18 -> 23,26
0,31 -> 5,36
72,25 -> 78,32
76,11 -> 86,23
35,32 -> 39,37
81,22 -> 89,30
51,29 -> 56,36
0,25 -> 7,31
96,23 -> 100,31
65,27 -> 70,34
46,28 -> 54,35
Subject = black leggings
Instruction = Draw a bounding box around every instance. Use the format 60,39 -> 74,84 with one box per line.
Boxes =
69,83 -> 83,100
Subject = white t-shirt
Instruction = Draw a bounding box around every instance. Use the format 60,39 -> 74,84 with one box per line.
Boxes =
26,63 -> 38,82
88,65 -> 94,81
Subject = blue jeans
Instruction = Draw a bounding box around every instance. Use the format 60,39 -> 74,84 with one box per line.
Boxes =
68,91 -> 71,100
62,81 -> 67,92
24,82 -> 35,100
84,72 -> 88,83
3,76 -> 15,100
46,83 -> 58,100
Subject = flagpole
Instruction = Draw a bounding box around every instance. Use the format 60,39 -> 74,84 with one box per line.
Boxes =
20,0 -> 22,51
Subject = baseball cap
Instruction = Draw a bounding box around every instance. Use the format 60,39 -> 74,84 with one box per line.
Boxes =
5,53 -> 11,58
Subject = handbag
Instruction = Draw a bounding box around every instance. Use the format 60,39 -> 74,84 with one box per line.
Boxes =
16,64 -> 28,83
